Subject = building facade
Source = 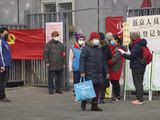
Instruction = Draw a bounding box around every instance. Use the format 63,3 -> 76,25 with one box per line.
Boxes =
0,0 -> 160,35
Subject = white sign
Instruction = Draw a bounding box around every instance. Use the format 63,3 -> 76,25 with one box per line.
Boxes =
151,52 -> 160,91
45,22 -> 63,43
124,60 -> 151,91
127,15 -> 160,51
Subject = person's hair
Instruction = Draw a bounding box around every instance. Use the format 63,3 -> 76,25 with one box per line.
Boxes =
113,35 -> 122,45
0,27 -> 8,34
99,32 -> 105,40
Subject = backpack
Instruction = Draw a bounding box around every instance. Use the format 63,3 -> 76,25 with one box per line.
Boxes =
142,46 -> 152,65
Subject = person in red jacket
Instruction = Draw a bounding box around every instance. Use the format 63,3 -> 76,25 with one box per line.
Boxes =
108,35 -> 125,102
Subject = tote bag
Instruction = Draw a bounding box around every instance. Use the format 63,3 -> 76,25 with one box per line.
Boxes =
74,77 -> 96,102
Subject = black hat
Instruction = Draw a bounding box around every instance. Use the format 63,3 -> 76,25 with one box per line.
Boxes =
99,32 -> 105,40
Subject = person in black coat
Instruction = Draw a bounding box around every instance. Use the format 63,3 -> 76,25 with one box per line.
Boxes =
99,32 -> 112,104
118,32 -> 147,105
79,32 -> 107,111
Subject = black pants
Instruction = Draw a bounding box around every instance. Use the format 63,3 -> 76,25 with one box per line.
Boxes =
110,80 -> 120,97
0,67 -> 9,99
73,71 -> 80,84
92,84 -> 100,105
48,70 -> 63,93
99,79 -> 110,100
99,70 -> 110,100
132,68 -> 145,102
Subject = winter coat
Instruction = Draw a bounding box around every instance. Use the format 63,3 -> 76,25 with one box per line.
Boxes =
72,43 -> 82,71
44,39 -> 65,71
108,44 -> 124,80
0,37 -> 11,67
79,40 -> 104,85
123,38 -> 147,70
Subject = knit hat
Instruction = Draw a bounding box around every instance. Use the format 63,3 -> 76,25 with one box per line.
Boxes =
99,32 -> 105,40
74,32 -> 85,41
51,31 -> 59,37
90,32 -> 100,40
105,32 -> 113,39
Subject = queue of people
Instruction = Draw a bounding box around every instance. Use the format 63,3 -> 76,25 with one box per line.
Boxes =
70,31 -> 147,111
0,28 -> 147,111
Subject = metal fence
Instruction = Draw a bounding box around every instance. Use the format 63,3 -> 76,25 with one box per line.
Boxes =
0,11 -> 70,89
1,7 -> 160,88
24,11 -> 70,88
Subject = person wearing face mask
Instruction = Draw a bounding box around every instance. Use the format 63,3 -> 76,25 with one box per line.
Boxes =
118,32 -> 147,105
71,32 -> 85,95
44,31 -> 65,95
0,27 -> 11,102
107,35 -> 125,102
98,32 -> 112,104
79,32 -> 105,111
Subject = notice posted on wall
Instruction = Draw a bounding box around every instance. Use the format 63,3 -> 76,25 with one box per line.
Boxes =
127,15 -> 160,51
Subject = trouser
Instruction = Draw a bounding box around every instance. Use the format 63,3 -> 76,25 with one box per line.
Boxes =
99,70 -> 110,100
81,84 -> 100,107
73,71 -> 80,84
132,68 -> 145,102
99,79 -> 109,100
48,70 -> 63,93
92,84 -> 100,105
0,67 -> 9,99
110,80 -> 120,97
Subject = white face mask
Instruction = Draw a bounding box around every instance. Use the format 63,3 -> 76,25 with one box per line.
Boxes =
54,37 -> 60,41
78,40 -> 85,46
93,39 -> 100,46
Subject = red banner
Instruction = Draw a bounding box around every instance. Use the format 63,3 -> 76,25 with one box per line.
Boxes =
141,0 -> 152,8
105,16 -> 123,38
9,29 -> 45,60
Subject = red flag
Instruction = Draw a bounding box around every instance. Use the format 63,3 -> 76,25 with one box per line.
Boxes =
106,16 -> 123,38
141,0 -> 152,8
9,29 -> 45,60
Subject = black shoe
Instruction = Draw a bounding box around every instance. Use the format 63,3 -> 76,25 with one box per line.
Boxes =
56,90 -> 63,94
112,97 -> 119,102
0,98 -> 11,102
49,90 -> 54,95
49,91 -> 54,95
99,99 -> 105,104
117,96 -> 120,100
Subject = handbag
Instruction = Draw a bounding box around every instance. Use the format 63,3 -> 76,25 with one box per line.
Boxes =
74,77 -> 96,102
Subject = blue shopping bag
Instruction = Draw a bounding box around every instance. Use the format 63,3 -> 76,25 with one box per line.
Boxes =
74,77 -> 96,102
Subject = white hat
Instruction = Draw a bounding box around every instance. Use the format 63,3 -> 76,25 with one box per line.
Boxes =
105,32 -> 113,39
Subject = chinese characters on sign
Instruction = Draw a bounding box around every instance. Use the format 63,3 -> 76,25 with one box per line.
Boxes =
123,22 -> 130,45
127,15 -> 160,51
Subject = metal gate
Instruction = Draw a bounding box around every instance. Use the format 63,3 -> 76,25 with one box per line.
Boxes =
24,11 -> 70,88
0,11 -> 70,89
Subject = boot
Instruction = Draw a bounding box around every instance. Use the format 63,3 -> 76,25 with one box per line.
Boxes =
91,103 -> 102,111
81,101 -> 86,111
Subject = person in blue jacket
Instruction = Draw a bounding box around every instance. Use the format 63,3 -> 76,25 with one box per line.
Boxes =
0,27 -> 12,102
71,32 -> 85,87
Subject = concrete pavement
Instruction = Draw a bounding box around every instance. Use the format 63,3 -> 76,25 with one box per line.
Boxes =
0,87 -> 160,120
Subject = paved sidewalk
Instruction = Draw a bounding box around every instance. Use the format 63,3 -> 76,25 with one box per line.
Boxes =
0,87 -> 160,120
